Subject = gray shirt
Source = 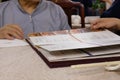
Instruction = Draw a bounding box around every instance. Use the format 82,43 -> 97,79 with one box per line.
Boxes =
0,0 -> 70,37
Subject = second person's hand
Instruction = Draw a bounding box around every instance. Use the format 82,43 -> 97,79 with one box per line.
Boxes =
91,18 -> 120,30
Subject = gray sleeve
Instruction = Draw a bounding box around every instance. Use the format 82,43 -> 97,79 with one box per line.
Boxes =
0,2 -> 9,27
57,6 -> 71,30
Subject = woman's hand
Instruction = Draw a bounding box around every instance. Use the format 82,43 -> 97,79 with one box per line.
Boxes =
91,18 -> 120,30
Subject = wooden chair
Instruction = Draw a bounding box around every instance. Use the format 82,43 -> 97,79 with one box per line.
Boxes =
51,0 -> 85,28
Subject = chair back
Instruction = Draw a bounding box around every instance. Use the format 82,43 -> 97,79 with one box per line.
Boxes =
51,0 -> 85,28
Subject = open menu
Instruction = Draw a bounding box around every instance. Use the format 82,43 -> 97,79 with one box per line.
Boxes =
29,28 -> 120,51
26,28 -> 120,68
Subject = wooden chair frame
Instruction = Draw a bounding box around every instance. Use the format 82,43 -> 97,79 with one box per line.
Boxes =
52,0 -> 85,28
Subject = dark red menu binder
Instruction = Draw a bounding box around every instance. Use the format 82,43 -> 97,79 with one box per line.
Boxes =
26,39 -> 120,68
26,28 -> 120,68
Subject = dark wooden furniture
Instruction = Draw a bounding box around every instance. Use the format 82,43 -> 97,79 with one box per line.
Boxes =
51,0 -> 85,28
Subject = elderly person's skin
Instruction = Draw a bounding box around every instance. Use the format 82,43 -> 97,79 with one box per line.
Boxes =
91,18 -> 120,30
0,0 -> 40,40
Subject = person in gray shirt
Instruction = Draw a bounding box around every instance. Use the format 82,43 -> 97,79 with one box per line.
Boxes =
0,0 -> 70,40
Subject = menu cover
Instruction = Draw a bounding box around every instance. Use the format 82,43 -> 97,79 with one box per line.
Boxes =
26,28 -> 120,68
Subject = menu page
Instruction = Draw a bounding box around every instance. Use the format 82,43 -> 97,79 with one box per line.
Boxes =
0,39 -> 28,47
29,29 -> 120,51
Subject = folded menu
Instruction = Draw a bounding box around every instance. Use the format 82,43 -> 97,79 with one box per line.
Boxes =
26,28 -> 120,68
